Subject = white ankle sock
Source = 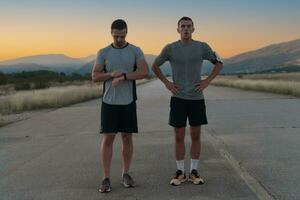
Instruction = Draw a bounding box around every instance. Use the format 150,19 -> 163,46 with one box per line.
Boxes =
176,160 -> 185,172
190,159 -> 199,172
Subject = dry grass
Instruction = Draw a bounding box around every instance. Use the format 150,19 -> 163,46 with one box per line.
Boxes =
235,73 -> 300,82
212,77 -> 300,97
0,79 -> 152,115
0,84 -> 102,114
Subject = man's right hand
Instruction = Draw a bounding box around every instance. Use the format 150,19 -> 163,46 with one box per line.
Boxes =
164,80 -> 178,95
110,71 -> 123,78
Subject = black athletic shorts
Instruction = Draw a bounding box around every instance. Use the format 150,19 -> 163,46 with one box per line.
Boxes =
169,97 -> 208,128
100,101 -> 138,134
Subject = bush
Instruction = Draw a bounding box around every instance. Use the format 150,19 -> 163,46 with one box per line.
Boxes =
0,72 -> 7,85
32,81 -> 50,89
14,82 -> 31,90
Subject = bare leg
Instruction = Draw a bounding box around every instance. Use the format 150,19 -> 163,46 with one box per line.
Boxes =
101,133 -> 116,178
190,126 -> 201,159
121,133 -> 133,174
175,127 -> 186,160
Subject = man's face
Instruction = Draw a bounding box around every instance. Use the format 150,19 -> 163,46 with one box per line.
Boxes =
111,29 -> 127,47
177,20 -> 194,40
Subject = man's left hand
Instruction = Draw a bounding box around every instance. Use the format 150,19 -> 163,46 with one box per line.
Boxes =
195,79 -> 210,92
112,76 -> 125,87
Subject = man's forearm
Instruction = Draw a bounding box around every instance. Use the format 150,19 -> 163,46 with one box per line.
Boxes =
125,69 -> 148,80
92,72 -> 112,82
205,63 -> 223,82
152,63 -> 169,85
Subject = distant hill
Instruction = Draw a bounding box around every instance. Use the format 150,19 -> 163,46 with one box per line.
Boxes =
0,63 -> 82,74
0,54 -> 85,74
222,38 -> 300,74
0,54 -> 85,66
79,55 -> 96,62
75,60 -> 94,75
2,38 -> 300,75
0,63 -> 54,74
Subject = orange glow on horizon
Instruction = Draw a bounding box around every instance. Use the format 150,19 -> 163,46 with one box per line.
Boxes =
0,25 -> 299,61
1,1 -> 300,62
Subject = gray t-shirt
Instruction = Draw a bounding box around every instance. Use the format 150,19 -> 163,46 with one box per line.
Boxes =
154,40 -> 218,100
95,43 -> 145,105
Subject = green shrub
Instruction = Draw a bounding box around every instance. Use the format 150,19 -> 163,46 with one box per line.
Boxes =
0,72 -> 7,85
14,82 -> 31,90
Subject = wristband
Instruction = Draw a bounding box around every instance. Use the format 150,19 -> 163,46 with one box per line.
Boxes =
123,73 -> 127,80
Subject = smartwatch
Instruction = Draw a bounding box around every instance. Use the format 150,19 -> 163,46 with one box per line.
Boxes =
123,73 -> 127,80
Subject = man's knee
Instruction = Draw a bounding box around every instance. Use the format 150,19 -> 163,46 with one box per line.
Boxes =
175,129 -> 185,143
102,134 -> 116,146
190,126 -> 201,141
121,133 -> 133,145
190,133 -> 200,141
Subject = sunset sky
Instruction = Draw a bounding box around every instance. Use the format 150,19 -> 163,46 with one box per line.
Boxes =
1,0 -> 300,61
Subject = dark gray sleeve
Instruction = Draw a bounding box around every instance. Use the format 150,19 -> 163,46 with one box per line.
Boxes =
203,43 -> 222,64
95,49 -> 105,65
135,47 -> 145,63
154,45 -> 170,66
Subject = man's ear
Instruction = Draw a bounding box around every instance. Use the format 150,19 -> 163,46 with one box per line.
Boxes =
177,27 -> 180,33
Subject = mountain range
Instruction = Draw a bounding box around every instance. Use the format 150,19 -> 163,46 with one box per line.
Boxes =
221,38 -> 300,74
1,38 -> 300,75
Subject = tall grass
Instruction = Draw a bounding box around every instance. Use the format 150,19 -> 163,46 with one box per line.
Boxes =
0,84 -> 102,114
212,78 -> 300,97
0,79 -> 152,114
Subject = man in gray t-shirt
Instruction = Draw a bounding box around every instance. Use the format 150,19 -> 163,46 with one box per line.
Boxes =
152,16 -> 223,186
92,19 -> 148,193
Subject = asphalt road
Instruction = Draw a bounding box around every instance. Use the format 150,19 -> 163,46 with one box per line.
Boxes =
0,80 -> 299,200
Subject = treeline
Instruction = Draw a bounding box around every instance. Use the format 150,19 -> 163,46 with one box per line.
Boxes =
0,70 -> 91,90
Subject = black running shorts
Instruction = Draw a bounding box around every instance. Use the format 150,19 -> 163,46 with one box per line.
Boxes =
169,97 -> 208,128
100,101 -> 138,134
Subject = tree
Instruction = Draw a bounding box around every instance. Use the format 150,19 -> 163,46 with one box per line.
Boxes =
0,72 -> 7,85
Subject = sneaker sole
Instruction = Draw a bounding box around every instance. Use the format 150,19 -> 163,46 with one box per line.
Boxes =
99,188 -> 111,193
170,178 -> 187,186
188,178 -> 204,185
122,182 -> 135,188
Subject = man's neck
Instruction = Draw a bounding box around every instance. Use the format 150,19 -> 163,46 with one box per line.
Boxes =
180,38 -> 193,44
112,42 -> 128,48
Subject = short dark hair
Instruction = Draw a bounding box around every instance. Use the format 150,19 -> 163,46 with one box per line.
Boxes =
111,19 -> 127,31
177,16 -> 194,27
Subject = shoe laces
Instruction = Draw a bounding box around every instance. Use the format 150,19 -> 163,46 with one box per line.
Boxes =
123,173 -> 133,183
102,178 -> 110,187
191,169 -> 199,178
174,170 -> 184,178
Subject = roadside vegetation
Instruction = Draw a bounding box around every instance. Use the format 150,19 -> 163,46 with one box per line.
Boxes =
211,73 -> 300,97
0,70 -> 152,115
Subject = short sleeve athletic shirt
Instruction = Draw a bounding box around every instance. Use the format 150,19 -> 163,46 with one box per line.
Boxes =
95,43 -> 145,105
154,40 -> 219,100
